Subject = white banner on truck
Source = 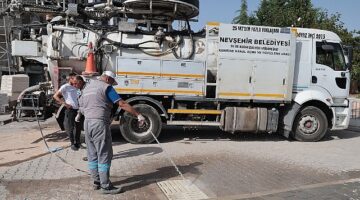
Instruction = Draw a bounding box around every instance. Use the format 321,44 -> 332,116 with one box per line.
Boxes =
218,24 -> 293,61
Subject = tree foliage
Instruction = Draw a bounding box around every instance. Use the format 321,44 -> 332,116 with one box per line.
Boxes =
249,0 -> 317,27
232,0 -> 360,90
232,0 -> 249,24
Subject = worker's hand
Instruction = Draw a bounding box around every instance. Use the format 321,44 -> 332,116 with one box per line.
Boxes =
64,103 -> 72,109
75,113 -> 81,122
137,114 -> 146,127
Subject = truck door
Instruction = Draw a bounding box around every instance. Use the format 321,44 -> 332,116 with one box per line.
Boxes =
312,41 -> 350,98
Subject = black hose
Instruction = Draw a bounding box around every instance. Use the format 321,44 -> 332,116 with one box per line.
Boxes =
172,19 -> 195,60
31,96 -> 89,174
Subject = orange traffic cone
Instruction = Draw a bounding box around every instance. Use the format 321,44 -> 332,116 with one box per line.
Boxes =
82,42 -> 98,76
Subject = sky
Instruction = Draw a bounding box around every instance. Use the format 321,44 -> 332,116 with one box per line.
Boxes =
190,0 -> 360,32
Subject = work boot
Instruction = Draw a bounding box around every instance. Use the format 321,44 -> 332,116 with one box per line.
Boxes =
71,144 -> 79,151
93,181 -> 101,190
100,185 -> 123,194
74,143 -> 81,149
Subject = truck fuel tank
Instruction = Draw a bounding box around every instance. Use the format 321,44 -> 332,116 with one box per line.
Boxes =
220,107 -> 279,133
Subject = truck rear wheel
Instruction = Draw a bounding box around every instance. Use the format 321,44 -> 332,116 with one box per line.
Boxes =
120,104 -> 162,144
292,106 -> 328,142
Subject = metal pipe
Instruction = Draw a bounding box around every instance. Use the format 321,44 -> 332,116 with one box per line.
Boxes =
17,85 -> 41,103
93,3 -> 106,8
17,82 -> 51,102
53,25 -> 79,32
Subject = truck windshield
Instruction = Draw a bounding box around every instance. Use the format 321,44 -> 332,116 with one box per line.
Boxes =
316,42 -> 346,71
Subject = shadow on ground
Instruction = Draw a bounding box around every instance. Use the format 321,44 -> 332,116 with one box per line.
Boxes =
113,147 -> 163,160
112,162 -> 203,192
0,147 -> 37,153
31,130 -> 68,144
110,124 -> 287,144
322,128 -> 360,141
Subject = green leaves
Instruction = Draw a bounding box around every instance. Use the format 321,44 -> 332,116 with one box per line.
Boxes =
253,0 -> 316,27
232,0 -> 249,24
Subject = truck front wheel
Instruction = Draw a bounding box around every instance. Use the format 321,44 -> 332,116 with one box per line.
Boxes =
292,106 -> 328,142
120,104 -> 162,144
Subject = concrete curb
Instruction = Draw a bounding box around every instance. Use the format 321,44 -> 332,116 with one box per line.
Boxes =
0,114 -> 13,126
0,118 -> 12,126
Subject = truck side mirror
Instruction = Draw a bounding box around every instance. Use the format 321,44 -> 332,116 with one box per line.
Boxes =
344,46 -> 353,70
344,55 -> 349,67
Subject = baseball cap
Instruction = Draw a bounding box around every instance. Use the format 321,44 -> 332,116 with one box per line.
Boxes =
102,71 -> 118,85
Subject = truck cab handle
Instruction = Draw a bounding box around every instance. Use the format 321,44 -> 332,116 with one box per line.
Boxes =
312,76 -> 318,84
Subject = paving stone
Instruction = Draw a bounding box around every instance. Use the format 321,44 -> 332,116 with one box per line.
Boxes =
1,126 -> 360,199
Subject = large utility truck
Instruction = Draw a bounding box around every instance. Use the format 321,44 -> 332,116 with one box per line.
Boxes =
5,0 -> 352,143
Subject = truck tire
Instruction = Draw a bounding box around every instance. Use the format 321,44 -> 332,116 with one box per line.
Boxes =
292,106 -> 328,142
120,104 -> 162,144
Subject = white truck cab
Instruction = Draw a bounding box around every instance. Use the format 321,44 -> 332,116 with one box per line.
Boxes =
290,28 -> 351,140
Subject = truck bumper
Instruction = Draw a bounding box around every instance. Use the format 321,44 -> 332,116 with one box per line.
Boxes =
330,98 -> 351,130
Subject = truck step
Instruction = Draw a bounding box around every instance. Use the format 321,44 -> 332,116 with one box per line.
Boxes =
167,121 -> 221,126
336,113 -> 348,117
206,83 -> 217,86
168,109 -> 222,115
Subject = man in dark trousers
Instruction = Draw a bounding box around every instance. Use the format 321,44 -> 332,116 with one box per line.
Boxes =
79,71 -> 145,194
53,73 -> 83,150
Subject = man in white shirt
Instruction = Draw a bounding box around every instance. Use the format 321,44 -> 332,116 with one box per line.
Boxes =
53,73 -> 82,150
